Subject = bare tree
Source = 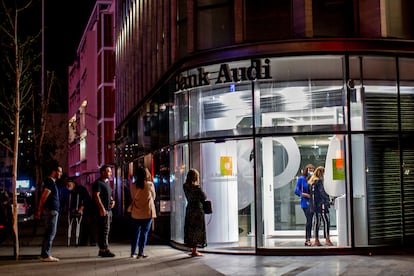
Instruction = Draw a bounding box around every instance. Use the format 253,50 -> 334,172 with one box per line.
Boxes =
0,0 -> 39,259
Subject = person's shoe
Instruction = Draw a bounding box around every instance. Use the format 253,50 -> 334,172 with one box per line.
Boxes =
40,256 -> 59,262
325,239 -> 334,246
313,239 -> 322,246
190,252 -> 203,257
99,250 -> 115,257
304,240 -> 312,246
130,254 -> 138,258
137,254 -> 149,259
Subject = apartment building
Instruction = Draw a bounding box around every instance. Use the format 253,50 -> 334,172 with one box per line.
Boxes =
68,0 -> 115,192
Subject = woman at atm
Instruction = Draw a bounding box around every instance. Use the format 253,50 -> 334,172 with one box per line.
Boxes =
309,166 -> 334,246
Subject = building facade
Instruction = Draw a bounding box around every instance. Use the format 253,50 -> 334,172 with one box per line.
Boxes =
115,0 -> 414,253
68,0 -> 116,191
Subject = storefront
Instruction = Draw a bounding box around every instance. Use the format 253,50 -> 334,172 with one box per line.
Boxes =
163,54 -> 414,253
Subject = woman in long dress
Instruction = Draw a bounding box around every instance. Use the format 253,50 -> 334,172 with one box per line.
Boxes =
183,168 -> 207,257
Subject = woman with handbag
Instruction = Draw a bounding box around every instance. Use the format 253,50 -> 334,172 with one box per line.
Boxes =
129,167 -> 157,258
183,168 -> 207,257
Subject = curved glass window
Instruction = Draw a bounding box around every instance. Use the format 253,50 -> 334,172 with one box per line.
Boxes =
189,84 -> 253,139
362,56 -> 398,131
399,58 -> 414,131
169,54 -> 414,252
255,56 -> 347,134
256,134 -> 348,249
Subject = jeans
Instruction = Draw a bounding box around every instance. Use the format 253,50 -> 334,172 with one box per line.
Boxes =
41,209 -> 59,258
97,210 -> 112,250
130,218 -> 152,256
302,207 -> 314,240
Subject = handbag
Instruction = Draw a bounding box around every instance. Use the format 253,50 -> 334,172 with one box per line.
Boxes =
127,189 -> 139,213
203,200 -> 212,214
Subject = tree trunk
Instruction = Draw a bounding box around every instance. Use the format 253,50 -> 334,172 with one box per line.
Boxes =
12,8 -> 21,260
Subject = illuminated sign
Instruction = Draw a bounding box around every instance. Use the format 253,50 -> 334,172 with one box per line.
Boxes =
175,59 -> 272,91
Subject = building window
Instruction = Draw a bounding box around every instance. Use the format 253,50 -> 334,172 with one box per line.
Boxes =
312,0 -> 355,37
195,0 -> 234,50
244,0 -> 292,41
177,0 -> 188,57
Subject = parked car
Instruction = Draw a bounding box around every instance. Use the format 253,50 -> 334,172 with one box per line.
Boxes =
16,193 -> 33,222
0,191 -> 12,244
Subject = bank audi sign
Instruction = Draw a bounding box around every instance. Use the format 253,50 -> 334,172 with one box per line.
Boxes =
175,58 -> 272,91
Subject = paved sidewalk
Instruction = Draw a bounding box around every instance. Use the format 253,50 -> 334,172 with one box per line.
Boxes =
1,243 -> 414,276
0,243 -> 223,276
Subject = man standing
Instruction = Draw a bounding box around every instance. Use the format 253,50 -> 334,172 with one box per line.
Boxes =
93,164 -> 116,257
35,161 -> 63,262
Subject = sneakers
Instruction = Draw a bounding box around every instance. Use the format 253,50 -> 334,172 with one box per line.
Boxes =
40,256 -> 59,262
98,250 -> 115,257
130,254 -> 138,258
137,254 -> 149,259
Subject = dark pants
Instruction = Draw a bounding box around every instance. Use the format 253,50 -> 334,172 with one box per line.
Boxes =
130,218 -> 152,256
79,214 -> 96,245
41,209 -> 59,258
97,210 -> 112,250
314,210 -> 330,239
302,207 -> 314,240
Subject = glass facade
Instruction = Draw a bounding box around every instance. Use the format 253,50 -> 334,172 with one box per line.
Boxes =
114,0 -> 414,253
166,55 -> 414,252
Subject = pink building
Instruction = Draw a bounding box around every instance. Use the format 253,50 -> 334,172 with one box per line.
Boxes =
67,0 -> 115,189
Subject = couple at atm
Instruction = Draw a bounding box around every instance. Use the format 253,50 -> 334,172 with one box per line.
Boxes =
295,164 -> 334,247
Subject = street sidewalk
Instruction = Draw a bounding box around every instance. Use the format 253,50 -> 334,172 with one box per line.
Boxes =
1,218 -> 414,276
0,243 -> 225,276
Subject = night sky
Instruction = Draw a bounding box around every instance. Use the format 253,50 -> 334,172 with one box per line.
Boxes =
24,0 -> 95,112
44,0 -> 96,73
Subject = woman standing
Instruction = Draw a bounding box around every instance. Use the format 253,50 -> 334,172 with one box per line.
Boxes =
308,166 -> 334,246
130,167 -> 157,258
183,168 -> 207,257
294,164 -> 315,246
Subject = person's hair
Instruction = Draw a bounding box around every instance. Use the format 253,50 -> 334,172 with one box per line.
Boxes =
185,168 -> 200,187
302,164 -> 315,177
46,160 -> 60,175
64,177 -> 76,183
308,166 -> 325,185
100,164 -> 111,175
135,167 -> 149,189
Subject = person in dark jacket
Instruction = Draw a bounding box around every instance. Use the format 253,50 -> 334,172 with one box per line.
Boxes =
294,164 -> 315,246
65,177 -> 95,246
308,166 -> 334,246
183,168 -> 207,257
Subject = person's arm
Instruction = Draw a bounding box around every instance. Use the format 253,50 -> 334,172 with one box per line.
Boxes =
35,189 -> 51,219
149,182 -> 156,200
94,191 -> 106,216
110,196 -> 115,209
318,180 -> 330,209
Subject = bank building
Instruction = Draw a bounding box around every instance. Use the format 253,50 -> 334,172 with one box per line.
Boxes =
113,0 -> 414,254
